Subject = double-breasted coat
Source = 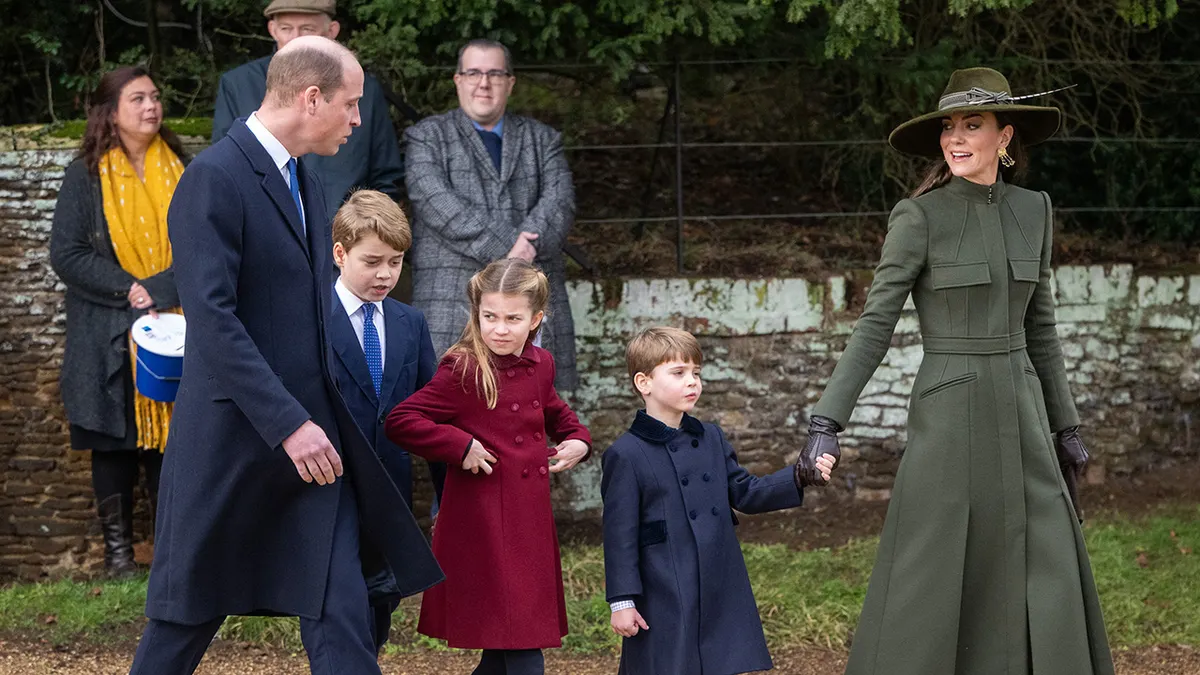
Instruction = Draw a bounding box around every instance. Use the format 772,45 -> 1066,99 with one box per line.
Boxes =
146,122 -> 442,625
601,411 -> 804,675
813,176 -> 1113,674
385,343 -> 591,649
403,110 -> 578,390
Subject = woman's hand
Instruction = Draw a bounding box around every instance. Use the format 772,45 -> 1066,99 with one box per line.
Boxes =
462,440 -> 498,475
549,439 -> 588,473
128,282 -> 154,313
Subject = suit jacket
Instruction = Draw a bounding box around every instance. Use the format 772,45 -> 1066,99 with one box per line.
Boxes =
601,412 -> 803,675
146,121 -> 441,625
404,109 -> 578,390
212,55 -> 404,222
329,288 -> 438,506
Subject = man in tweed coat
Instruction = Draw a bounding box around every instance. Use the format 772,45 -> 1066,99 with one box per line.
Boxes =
405,39 -> 578,391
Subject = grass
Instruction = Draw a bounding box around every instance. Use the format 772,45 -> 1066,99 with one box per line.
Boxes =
1,508 -> 1196,654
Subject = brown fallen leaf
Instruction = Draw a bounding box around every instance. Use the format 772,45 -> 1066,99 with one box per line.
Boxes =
89,587 -> 102,597
42,615 -> 56,625
1181,547 -> 1192,555
1136,552 -> 1150,568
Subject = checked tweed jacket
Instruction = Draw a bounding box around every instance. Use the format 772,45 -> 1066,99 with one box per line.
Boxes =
404,109 -> 578,391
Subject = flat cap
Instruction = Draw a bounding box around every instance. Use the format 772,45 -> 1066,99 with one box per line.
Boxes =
264,0 -> 335,18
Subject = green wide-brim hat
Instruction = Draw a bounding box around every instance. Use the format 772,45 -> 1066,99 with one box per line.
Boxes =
888,67 -> 1064,158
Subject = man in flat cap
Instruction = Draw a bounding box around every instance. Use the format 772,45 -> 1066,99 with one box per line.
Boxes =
211,0 -> 404,221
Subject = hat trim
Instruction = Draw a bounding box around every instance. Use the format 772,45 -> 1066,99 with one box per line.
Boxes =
888,105 -> 1061,158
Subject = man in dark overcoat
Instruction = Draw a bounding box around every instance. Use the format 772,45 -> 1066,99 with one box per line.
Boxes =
211,0 -> 404,223
128,37 -> 441,675
404,39 -> 579,391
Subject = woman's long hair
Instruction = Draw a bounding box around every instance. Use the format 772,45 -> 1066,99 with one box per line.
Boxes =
77,66 -> 186,174
910,113 -> 1028,198
448,258 -> 551,409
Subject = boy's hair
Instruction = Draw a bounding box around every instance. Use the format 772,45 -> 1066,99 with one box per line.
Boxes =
448,258 -> 551,409
626,327 -> 703,395
332,189 -> 412,253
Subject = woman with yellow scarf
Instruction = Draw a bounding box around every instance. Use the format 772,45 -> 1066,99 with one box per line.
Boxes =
50,66 -> 188,577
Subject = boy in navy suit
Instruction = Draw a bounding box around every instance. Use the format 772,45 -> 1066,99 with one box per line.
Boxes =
329,189 -> 446,652
600,327 -> 838,675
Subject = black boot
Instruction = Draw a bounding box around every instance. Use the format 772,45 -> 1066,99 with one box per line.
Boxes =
97,494 -> 138,577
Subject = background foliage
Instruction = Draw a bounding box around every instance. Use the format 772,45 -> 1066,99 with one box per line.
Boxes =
0,0 -> 1195,245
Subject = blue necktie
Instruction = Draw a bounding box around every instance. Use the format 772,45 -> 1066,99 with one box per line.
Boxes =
476,129 -> 502,172
361,303 -> 383,398
287,158 -> 306,233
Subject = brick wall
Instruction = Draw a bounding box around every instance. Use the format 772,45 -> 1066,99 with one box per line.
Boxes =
3,141 -> 1199,579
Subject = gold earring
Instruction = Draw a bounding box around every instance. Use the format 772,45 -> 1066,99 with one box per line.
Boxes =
998,147 -> 1015,168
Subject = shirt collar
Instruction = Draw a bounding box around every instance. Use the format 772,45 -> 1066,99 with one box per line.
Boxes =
246,112 -> 294,172
334,276 -> 382,318
471,117 -> 504,138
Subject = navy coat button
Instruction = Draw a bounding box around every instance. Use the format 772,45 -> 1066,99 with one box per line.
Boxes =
681,477 -> 689,486
711,506 -> 719,516
669,446 -> 677,452
689,510 -> 697,520
703,473 -> 711,482
378,412 -> 386,423
691,439 -> 699,448
510,403 -> 520,412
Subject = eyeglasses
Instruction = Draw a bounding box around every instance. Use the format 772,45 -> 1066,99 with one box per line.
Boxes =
458,69 -> 512,85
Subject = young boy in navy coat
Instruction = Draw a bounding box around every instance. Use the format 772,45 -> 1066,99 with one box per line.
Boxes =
329,190 -> 446,651
601,327 -> 839,675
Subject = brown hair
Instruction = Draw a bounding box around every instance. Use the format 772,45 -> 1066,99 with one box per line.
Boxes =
910,113 -> 1028,198
332,190 -> 411,252
265,43 -> 346,107
626,327 -> 704,396
77,66 -> 186,174
457,39 -> 512,73
448,258 -> 551,409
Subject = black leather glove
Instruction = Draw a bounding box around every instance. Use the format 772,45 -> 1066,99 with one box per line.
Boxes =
1055,426 -> 1088,522
794,415 -> 842,488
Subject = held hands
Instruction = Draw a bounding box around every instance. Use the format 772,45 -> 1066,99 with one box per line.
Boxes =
463,439 -> 499,475
128,282 -> 156,316
611,608 -> 649,638
506,231 -> 539,262
282,421 -> 343,485
549,439 -> 588,474
795,415 -> 842,488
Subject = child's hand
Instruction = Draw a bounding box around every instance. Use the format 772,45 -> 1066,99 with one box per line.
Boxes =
815,453 -> 836,483
611,608 -> 649,638
463,440 -> 498,475
549,439 -> 588,473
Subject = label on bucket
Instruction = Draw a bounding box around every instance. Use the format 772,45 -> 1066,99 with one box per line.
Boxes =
131,313 -> 187,356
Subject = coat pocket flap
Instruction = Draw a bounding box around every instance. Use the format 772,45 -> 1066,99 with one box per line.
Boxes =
1008,258 -> 1041,283
638,520 -> 667,547
931,261 -> 991,290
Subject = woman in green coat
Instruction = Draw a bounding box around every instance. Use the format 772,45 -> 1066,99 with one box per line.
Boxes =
795,68 -> 1115,674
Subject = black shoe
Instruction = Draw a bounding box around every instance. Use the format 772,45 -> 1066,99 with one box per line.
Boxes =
97,494 -> 138,578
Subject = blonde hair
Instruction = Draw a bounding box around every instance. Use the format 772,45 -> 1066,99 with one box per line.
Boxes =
332,189 -> 412,252
626,326 -> 703,396
448,258 -> 551,409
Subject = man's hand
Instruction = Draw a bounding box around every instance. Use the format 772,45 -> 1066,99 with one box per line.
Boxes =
282,421 -> 343,485
463,439 -> 498,475
549,439 -> 588,473
611,607 -> 649,638
506,231 -> 539,262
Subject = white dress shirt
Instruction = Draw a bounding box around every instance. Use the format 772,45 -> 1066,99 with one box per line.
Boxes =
245,112 -> 304,231
334,276 -> 386,374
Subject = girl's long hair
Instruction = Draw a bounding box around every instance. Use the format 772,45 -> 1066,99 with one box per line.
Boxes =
910,113 -> 1028,198
447,258 -> 551,409
78,66 -> 187,174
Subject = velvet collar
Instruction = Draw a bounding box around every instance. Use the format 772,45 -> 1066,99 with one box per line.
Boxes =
628,409 -> 705,443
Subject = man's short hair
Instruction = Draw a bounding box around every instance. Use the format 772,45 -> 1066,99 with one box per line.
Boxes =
333,190 -> 412,253
457,39 -> 513,73
266,43 -> 346,105
626,327 -> 704,394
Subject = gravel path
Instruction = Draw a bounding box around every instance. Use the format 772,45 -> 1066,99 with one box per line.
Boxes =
0,641 -> 1196,674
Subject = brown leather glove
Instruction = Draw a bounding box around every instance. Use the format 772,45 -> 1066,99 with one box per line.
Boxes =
1055,426 -> 1088,522
794,415 -> 842,488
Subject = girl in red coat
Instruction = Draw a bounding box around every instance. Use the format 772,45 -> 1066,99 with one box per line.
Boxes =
385,258 -> 592,675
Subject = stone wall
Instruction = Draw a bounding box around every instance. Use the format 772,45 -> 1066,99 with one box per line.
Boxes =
3,144 -> 1199,579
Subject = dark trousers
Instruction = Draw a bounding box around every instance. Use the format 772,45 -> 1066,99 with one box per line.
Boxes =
93,449 -> 163,513
472,649 -> 545,675
128,479 -> 380,675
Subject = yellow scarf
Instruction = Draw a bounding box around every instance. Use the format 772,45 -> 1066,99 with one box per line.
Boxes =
99,135 -> 184,452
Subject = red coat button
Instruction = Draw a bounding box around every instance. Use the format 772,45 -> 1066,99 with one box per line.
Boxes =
522,468 -> 530,478
526,367 -> 535,376
538,466 -> 548,476
534,432 -> 543,441
510,403 -> 520,412
515,436 -> 524,444
532,400 -> 541,409
507,369 -> 516,378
